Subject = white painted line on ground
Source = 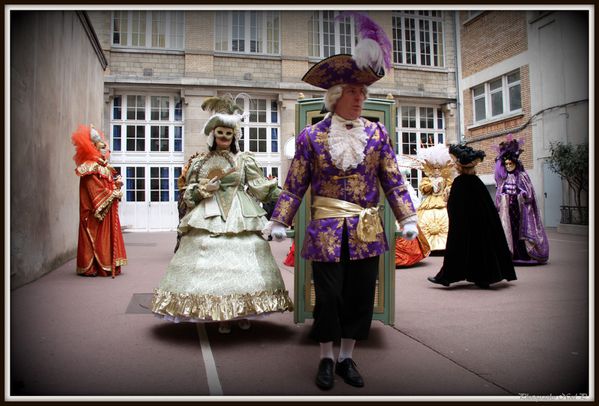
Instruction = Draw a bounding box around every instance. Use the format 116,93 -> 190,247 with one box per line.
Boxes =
196,323 -> 223,396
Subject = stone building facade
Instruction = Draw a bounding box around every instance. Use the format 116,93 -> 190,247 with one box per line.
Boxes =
88,9 -> 460,231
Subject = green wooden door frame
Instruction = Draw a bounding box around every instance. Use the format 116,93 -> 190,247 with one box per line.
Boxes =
289,97 -> 399,326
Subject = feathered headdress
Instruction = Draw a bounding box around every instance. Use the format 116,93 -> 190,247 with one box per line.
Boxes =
71,124 -> 108,166
201,94 -> 245,149
340,11 -> 392,73
302,12 -> 392,89
418,144 -> 455,179
449,144 -> 486,168
396,144 -> 456,180
493,133 -> 525,178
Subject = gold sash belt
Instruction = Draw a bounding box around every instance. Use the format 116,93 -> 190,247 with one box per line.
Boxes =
312,196 -> 383,243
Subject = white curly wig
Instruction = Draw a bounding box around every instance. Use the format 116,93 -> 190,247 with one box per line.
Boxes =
324,84 -> 369,112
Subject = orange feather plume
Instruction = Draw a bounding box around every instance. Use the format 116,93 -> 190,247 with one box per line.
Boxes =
71,124 -> 108,166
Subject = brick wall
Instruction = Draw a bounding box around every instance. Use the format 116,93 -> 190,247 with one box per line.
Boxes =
185,11 -> 214,50
213,56 -> 282,82
281,11 -> 312,58
464,65 -> 532,175
460,11 -> 528,78
109,51 -> 184,77
282,60 -> 310,83
185,54 -> 214,77
395,69 -> 454,95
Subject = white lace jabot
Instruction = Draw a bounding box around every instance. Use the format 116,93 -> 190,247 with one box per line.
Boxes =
328,114 -> 368,171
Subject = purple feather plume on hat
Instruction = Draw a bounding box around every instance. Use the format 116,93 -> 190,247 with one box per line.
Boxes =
336,11 -> 392,71
496,133 -> 525,160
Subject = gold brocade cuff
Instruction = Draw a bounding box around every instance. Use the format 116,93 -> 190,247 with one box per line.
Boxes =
151,288 -> 294,322
94,189 -> 121,221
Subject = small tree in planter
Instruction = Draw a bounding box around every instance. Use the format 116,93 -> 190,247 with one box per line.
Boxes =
547,141 -> 589,224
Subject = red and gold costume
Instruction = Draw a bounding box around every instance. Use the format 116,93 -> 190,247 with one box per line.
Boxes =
72,125 -> 127,277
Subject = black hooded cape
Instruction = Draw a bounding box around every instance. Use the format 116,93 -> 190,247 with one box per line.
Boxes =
435,174 -> 517,285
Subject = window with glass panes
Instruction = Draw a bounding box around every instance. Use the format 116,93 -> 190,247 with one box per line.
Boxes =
308,11 -> 356,58
237,97 -> 280,154
110,94 -> 184,154
259,165 -> 281,185
173,166 -> 182,201
472,70 -> 522,123
150,167 -> 170,202
392,11 -> 444,67
112,11 -> 184,50
396,105 -> 446,195
126,166 -> 146,202
214,11 -> 280,55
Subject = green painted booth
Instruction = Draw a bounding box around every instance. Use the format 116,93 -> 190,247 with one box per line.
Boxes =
287,97 -> 399,326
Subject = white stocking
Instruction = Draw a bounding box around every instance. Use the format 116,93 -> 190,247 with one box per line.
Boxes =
338,338 -> 356,362
320,341 -> 334,360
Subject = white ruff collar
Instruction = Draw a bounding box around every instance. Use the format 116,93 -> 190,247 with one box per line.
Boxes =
328,114 -> 368,171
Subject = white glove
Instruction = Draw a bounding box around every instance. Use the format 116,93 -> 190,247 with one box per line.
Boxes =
401,222 -> 418,241
205,177 -> 220,192
262,221 -> 287,242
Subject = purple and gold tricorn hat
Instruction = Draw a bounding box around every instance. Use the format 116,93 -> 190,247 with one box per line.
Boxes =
302,12 -> 393,90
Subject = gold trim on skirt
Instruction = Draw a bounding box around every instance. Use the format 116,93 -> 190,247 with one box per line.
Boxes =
151,288 -> 294,322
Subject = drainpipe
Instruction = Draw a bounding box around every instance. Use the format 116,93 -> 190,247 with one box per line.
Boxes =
453,11 -> 464,144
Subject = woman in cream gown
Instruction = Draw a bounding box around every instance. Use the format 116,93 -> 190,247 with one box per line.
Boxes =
151,96 -> 293,333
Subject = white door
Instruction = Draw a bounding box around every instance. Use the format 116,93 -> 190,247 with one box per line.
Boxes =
543,162 -> 563,227
109,92 -> 185,231
118,164 -> 182,231
148,165 -> 180,230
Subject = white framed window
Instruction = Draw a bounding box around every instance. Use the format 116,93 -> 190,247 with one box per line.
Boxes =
234,96 -> 282,185
126,95 -> 145,120
125,166 -> 146,202
396,105 -> 446,194
173,166 -> 183,202
112,11 -> 184,50
214,11 -> 280,55
150,166 -> 170,202
472,70 -> 522,123
131,11 -> 146,47
123,165 -> 182,203
392,11 -> 444,67
237,97 -> 280,155
151,96 -> 170,121
112,11 -> 128,46
110,94 -> 185,154
308,11 -> 357,59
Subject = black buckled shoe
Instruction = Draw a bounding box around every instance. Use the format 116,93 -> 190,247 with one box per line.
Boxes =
335,358 -> 364,387
427,276 -> 450,287
315,358 -> 335,390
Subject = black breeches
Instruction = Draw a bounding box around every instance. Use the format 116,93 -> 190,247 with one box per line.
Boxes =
309,227 -> 379,342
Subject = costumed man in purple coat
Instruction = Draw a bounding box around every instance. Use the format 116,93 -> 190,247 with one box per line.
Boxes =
263,12 -> 418,390
494,135 -> 549,264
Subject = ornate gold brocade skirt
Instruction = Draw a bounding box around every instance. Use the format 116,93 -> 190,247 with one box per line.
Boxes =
151,229 -> 293,322
417,207 -> 449,252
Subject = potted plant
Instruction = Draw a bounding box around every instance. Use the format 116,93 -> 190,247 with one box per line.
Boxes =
547,141 -> 589,225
